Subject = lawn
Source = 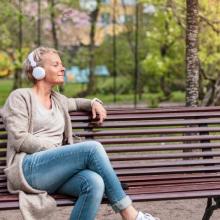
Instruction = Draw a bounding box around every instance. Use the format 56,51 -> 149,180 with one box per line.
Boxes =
0,79 -> 185,107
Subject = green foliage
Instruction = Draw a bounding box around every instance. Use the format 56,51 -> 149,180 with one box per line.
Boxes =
61,0 -> 80,8
139,0 -> 185,95
170,91 -> 185,103
0,52 -> 13,77
145,92 -> 165,107
0,79 -> 13,106
95,76 -> 133,95
199,0 -> 220,78
13,48 -> 30,70
0,1 -> 18,50
1,0 -> 220,106
95,35 -> 135,77
69,48 -> 90,68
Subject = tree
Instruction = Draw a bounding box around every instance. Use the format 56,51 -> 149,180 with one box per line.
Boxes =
37,0 -> 42,46
48,0 -> 59,50
13,0 -> 23,90
48,0 -> 63,92
140,0 -> 185,99
85,0 -> 101,95
198,0 -> 220,106
0,1 -> 17,78
185,0 -> 199,107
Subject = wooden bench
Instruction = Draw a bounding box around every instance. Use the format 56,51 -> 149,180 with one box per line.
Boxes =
1,106 -> 220,220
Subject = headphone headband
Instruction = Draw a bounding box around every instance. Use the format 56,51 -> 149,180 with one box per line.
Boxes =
28,52 -> 37,67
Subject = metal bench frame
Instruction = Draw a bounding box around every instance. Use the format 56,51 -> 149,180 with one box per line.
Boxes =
1,106 -> 220,220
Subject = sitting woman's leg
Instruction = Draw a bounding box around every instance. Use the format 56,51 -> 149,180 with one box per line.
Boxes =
22,141 -> 107,194
22,140 -> 157,220
57,169 -> 104,220
81,141 -> 133,212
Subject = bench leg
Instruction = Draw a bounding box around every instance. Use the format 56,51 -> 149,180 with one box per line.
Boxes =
202,197 -> 220,220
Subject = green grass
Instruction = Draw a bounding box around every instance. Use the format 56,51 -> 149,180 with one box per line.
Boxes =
0,79 -> 13,106
0,79 -> 185,107
170,91 -> 185,103
0,79 -> 144,107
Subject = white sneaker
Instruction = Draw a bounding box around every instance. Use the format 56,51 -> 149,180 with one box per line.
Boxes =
136,211 -> 160,220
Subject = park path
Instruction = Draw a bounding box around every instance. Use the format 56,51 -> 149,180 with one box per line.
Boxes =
0,199 -> 220,220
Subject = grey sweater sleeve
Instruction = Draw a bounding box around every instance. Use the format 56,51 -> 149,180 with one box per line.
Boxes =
2,91 -> 54,153
67,98 -> 92,111
52,91 -> 92,112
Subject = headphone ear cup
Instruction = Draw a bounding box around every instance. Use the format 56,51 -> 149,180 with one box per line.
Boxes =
32,67 -> 46,80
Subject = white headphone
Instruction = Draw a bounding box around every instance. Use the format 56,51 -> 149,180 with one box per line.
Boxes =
28,52 -> 46,80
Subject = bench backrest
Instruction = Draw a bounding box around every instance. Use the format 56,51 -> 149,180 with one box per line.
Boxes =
1,106 -> 220,198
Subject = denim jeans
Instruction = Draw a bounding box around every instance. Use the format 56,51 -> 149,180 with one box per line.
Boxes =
22,140 -> 132,220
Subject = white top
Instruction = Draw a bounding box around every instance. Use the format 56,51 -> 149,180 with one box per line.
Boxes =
33,97 -> 65,147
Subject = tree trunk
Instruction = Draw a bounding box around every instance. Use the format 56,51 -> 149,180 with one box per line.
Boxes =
185,0 -> 200,155
37,0 -> 41,46
13,0 -> 23,90
134,1 -> 139,107
202,76 -> 220,106
49,0 -> 58,50
185,0 -> 199,107
85,0 -> 101,95
48,0 -> 63,92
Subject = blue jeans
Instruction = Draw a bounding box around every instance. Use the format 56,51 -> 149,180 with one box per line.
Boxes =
22,140 -> 132,220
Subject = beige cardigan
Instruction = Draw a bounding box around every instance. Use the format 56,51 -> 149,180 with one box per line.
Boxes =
1,88 -> 92,220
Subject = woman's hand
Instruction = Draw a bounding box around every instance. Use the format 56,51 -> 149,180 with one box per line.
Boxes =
92,101 -> 107,124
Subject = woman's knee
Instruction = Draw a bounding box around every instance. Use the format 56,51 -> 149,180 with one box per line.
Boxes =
82,171 -> 105,197
88,140 -> 106,155
88,140 -> 103,148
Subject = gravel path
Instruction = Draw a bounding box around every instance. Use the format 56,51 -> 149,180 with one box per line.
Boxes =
0,199 -> 220,220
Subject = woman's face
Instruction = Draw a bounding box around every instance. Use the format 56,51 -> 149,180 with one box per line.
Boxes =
41,52 -> 65,85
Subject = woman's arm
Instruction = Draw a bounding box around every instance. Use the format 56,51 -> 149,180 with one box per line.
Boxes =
68,97 -> 107,123
68,97 -> 92,111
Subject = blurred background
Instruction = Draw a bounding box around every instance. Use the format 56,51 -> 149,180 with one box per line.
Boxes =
0,0 -> 219,108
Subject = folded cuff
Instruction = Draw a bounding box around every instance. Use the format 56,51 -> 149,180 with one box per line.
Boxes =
111,195 -> 132,213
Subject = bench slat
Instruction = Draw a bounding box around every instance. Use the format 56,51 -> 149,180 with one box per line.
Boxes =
76,127 -> 220,137
0,201 -> 19,210
0,152 -> 6,157
127,177 -> 220,187
0,134 -> 7,139
1,149 -> 220,166
103,106 -> 220,114
127,182 -> 220,195
72,118 -> 220,129
116,165 -> 220,175
70,111 -> 220,122
106,143 -> 220,153
97,135 -> 220,145
109,151 -> 220,161
112,158 -> 220,169
0,143 -> 7,148
2,142 -> 220,157
129,189 -> 220,201
1,188 -> 220,211
119,172 -> 220,182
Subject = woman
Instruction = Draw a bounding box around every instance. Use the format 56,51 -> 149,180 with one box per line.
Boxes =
2,47 -> 159,220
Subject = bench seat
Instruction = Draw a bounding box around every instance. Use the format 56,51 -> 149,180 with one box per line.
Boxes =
1,106 -> 220,220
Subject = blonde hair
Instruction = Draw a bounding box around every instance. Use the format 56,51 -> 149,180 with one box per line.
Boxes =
23,47 -> 59,83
